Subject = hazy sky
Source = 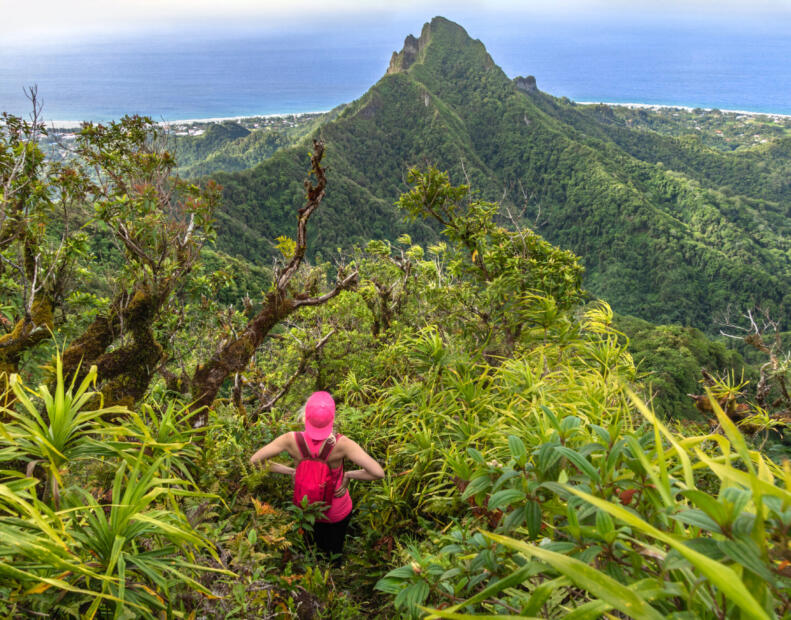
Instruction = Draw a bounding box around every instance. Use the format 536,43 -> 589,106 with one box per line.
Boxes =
3,0 -> 791,46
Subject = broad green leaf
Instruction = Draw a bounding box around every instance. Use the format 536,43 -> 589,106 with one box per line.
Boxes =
526,500 -> 542,538
718,539 -> 776,583
462,476 -> 492,500
555,446 -> 600,484
502,504 -> 526,531
567,487 -> 771,620
488,489 -> 526,511
507,435 -> 527,464
683,538 -> 726,561
483,531 -> 664,620
539,405 -> 560,431
671,509 -> 723,534
595,509 -> 615,540
681,489 -> 729,526
467,447 -> 486,465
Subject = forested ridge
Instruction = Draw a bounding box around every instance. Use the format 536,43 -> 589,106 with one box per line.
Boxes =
171,110 -> 340,179
3,17 -> 791,620
202,17 -> 791,331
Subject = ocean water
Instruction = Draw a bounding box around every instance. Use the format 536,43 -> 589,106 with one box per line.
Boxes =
0,33 -> 391,122
1,17 -> 790,122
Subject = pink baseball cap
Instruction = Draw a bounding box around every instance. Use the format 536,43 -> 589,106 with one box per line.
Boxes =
304,391 -> 335,440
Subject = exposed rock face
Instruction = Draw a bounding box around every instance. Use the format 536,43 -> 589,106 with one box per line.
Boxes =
387,22 -> 433,74
386,17 -> 492,76
388,34 -> 420,74
514,75 -> 538,93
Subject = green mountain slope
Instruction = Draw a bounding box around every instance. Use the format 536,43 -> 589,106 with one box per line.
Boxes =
172,110 -> 341,178
209,16 -> 791,330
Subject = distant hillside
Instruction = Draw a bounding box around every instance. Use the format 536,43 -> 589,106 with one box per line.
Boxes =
204,16 -> 791,330
171,110 -> 341,178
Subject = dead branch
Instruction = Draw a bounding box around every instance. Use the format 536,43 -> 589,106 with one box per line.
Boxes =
276,140 -> 326,292
189,141 -> 357,424
718,306 -> 790,412
293,271 -> 358,309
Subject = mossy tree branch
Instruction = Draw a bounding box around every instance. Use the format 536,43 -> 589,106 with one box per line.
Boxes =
0,89 -> 91,376
59,116 -> 219,406
189,140 -> 358,424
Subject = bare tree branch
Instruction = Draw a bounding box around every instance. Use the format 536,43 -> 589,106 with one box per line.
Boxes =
718,306 -> 790,413
252,328 -> 336,420
292,271 -> 359,309
189,141 -> 357,424
276,140 -> 327,291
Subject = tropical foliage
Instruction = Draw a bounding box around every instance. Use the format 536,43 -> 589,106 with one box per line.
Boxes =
205,17 -> 791,331
4,18 -> 791,617
0,354 -> 229,618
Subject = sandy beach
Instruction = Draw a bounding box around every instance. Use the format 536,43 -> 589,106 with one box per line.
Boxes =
44,102 -> 791,131
576,101 -> 791,120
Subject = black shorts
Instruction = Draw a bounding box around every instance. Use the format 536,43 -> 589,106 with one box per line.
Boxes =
308,511 -> 352,564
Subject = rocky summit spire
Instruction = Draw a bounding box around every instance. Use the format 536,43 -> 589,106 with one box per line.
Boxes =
386,16 -> 479,75
387,26 -> 430,74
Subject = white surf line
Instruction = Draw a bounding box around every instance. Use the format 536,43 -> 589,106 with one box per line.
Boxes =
576,101 -> 791,120
45,110 -> 331,131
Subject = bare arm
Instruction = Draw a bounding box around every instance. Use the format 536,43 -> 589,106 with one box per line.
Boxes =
250,433 -> 295,476
337,438 -> 384,492
268,462 -> 295,476
345,469 -> 383,481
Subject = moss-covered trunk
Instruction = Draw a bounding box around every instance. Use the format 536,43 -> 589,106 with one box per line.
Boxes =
61,288 -> 164,407
0,297 -> 53,377
190,291 -> 296,425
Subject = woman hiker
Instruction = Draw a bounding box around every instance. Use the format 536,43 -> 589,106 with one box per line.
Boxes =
250,391 -> 385,562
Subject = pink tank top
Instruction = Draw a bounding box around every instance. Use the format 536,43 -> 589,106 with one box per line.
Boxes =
304,436 -> 352,523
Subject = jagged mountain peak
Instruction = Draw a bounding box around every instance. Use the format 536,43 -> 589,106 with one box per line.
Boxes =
514,75 -> 539,93
386,16 -> 484,75
209,18 -> 791,331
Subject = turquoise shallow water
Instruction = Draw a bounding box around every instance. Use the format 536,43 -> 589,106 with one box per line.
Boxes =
1,17 -> 790,122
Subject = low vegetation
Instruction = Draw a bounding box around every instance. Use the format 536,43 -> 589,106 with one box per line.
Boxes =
3,58 -> 791,618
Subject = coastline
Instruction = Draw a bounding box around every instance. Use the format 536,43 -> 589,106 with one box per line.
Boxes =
45,110 -> 330,131
576,101 -> 791,120
45,102 -> 791,131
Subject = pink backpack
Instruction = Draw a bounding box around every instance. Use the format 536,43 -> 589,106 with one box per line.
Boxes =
292,432 -> 339,508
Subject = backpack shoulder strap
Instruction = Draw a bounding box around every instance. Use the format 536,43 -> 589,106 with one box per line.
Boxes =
318,433 -> 339,461
294,431 -> 311,459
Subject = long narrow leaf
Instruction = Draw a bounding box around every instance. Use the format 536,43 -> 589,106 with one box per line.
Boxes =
423,611 -> 538,620
567,487 -> 770,620
626,387 -> 694,489
483,531 -> 664,620
425,564 -> 533,617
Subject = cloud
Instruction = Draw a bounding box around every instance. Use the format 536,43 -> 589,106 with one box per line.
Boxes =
3,0 -> 789,47
2,0 -> 402,44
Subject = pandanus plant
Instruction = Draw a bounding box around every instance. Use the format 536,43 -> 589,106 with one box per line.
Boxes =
0,354 -> 128,507
0,360 -> 232,617
65,455 -> 231,618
